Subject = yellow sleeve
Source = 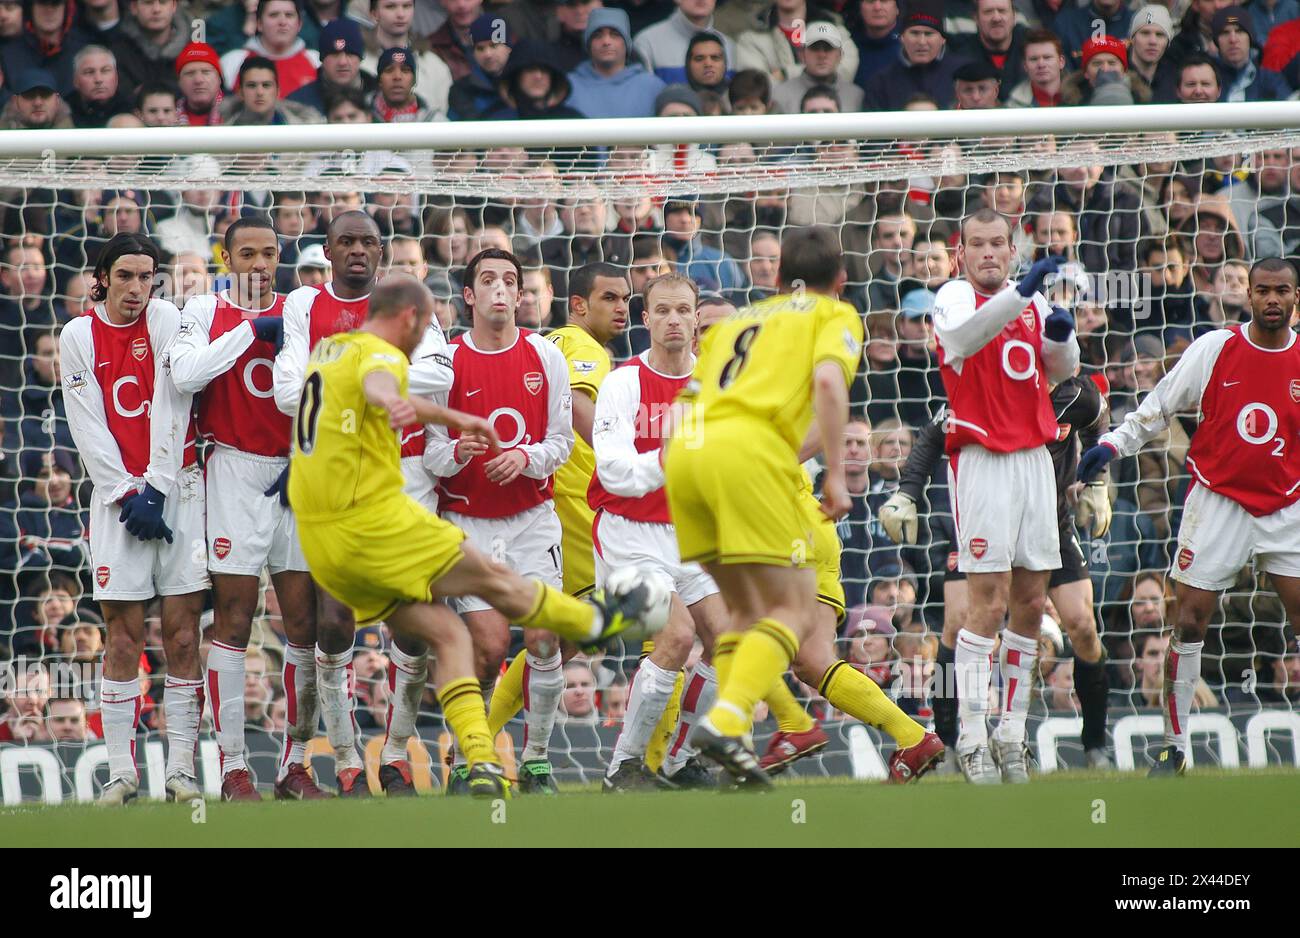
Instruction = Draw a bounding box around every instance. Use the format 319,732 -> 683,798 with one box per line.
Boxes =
813,301 -> 864,388
356,341 -> 409,393
554,331 -> 608,398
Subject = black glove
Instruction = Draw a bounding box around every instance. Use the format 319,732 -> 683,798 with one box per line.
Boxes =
118,483 -> 174,543
1044,305 -> 1075,342
265,464 -> 290,508
251,316 -> 284,350
1017,254 -> 1066,298
1077,442 -> 1117,483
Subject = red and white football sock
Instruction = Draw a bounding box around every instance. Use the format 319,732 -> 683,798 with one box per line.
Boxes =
381,642 -> 428,766
520,651 -> 563,763
955,628 -> 996,754
609,658 -> 676,772
316,645 -> 362,772
277,641 -> 317,780
206,641 -> 247,774
1163,638 -> 1204,753
991,629 -> 1038,745
100,676 -> 142,783
662,659 -> 717,777
163,675 -> 203,779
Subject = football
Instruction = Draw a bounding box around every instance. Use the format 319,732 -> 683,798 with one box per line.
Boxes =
603,565 -> 673,643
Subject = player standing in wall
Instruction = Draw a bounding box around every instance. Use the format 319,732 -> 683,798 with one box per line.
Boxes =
60,233 -> 208,805
1080,257 -> 1300,776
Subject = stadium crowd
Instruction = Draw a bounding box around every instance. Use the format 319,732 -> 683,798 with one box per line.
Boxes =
1,0 -> 1299,769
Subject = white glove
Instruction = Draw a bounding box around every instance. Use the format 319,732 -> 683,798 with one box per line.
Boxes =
878,491 -> 919,545
1075,481 -> 1111,538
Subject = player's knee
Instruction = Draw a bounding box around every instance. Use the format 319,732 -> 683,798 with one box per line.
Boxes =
475,631 -> 511,674
105,630 -> 143,668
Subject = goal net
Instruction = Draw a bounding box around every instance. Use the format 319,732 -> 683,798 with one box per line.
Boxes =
2,103 -> 1299,801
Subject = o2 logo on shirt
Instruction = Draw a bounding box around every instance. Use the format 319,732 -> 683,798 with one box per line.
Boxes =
112,376 -> 150,418
1237,402 -> 1284,456
1001,340 -> 1038,383
242,358 -> 275,399
488,407 -> 532,449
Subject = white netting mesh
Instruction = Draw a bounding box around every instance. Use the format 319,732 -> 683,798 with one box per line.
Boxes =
2,112 -> 1299,801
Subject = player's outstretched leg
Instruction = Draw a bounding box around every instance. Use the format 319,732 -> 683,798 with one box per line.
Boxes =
160,591 -> 205,802
387,601 -> 509,799
1050,578 -> 1111,768
379,632 -> 429,796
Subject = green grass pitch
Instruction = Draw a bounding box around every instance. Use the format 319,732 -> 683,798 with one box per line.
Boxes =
5,768 -> 1297,847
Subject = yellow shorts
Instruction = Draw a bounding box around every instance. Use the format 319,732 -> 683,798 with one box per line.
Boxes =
801,489 -> 846,622
554,492 -> 596,596
666,419 -> 813,568
297,496 -> 466,626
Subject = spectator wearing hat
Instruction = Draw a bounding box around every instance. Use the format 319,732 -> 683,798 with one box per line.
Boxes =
1212,6 -> 1292,100
683,31 -> 731,96
860,0 -> 967,110
372,46 -> 438,121
174,42 -> 225,126
219,55 -> 326,125
896,283 -> 943,397
867,557 -> 923,630
634,0 -> 735,84
1127,5 -> 1178,101
1006,28 -> 1066,107
1060,35 -> 1151,105
500,0 -> 601,74
1171,0 -> 1235,74
364,0 -> 453,117
0,0 -> 91,95
771,21 -> 863,112
493,38 -> 584,119
295,243 -> 329,287
843,604 -> 898,688
0,68 -> 72,129
429,0 -> 484,81
848,0 -> 900,88
288,18 -> 377,114
646,85 -> 719,173
1053,0 -> 1132,69
220,0 -> 322,98
74,0 -> 121,40
567,7 -> 666,118
736,1 -> 859,85
948,0 -> 1028,101
952,58 -> 1001,108
108,0 -> 192,93
448,13 -> 514,120
66,45 -> 130,127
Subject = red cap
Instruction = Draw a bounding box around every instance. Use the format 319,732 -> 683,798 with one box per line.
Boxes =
1081,35 -> 1128,71
175,42 -> 222,77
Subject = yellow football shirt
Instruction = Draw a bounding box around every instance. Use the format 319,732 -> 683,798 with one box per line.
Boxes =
686,291 -> 864,454
289,330 -> 408,519
547,324 -> 612,498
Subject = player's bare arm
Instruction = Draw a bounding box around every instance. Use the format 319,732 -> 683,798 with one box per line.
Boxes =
361,370 -> 501,447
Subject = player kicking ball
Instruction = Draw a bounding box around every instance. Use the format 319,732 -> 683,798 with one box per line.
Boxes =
1079,257 -> 1300,776
288,274 -> 664,797
665,227 -> 862,788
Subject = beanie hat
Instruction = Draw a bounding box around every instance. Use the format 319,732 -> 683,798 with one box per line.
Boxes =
901,0 -> 945,38
378,47 -> 417,76
319,18 -> 364,58
1081,35 -> 1128,71
1128,4 -> 1174,40
654,83 -> 703,115
175,42 -> 221,77
584,7 -> 633,50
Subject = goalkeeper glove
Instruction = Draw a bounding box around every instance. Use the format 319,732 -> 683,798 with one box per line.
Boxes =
118,483 -> 174,543
878,491 -> 919,545
1075,481 -> 1112,538
1017,254 -> 1066,298
1077,442 -> 1117,483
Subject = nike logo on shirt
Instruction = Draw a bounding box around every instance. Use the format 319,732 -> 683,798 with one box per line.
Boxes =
466,388 -> 482,397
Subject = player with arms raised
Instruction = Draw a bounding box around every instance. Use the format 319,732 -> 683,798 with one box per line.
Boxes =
933,208 -> 1077,784
60,233 -> 208,804
665,226 -> 862,786
1079,257 -> 1300,775
270,210 -> 384,797
287,274 -> 659,798
427,248 -> 575,794
167,216 -> 309,800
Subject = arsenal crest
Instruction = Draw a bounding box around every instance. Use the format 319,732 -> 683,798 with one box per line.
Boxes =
1290,379 -> 1300,403
947,551 -> 959,572
1056,423 -> 1071,443
131,337 -> 148,361
213,537 -> 232,560
1177,547 -> 1194,571
524,372 -> 543,395
1020,306 -> 1036,329
96,566 -> 110,587
970,537 -> 988,559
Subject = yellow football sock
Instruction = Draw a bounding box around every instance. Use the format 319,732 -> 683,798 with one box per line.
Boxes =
819,661 -> 925,748
765,677 -> 815,734
645,669 -> 684,773
437,678 -> 498,768
487,654 -> 526,737
712,632 -> 741,690
707,619 -> 798,738
515,581 -> 597,644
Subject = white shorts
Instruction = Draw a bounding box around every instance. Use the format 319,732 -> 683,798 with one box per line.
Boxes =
950,444 -> 1059,574
206,446 -> 308,576
89,464 -> 210,600
594,510 -> 718,608
444,501 -> 562,614
402,455 -> 439,512
1171,484 -> 1300,591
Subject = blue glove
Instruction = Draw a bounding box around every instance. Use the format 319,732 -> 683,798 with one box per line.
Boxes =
265,464 -> 290,508
118,483 -> 174,543
1077,442 -> 1117,483
1044,305 -> 1075,342
1017,254 -> 1066,298
251,316 -> 284,349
